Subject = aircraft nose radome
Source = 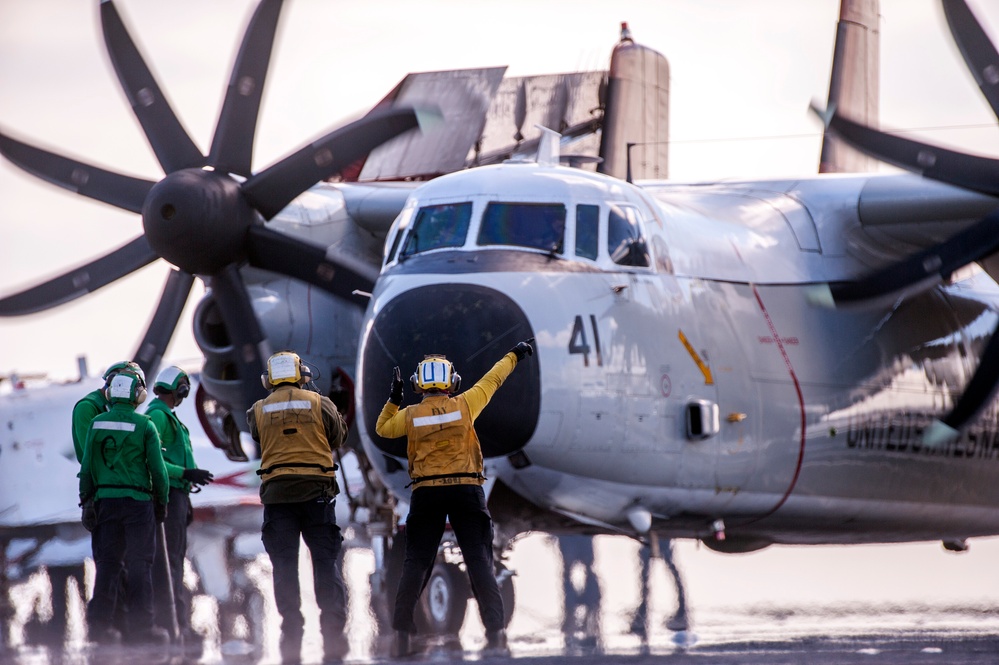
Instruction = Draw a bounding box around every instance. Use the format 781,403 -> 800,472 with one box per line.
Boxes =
361,283 -> 539,460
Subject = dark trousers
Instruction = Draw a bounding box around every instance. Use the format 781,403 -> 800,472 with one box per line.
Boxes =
153,487 -> 191,632
88,497 -> 156,637
392,484 -> 503,633
261,498 -> 347,646
85,534 -> 128,632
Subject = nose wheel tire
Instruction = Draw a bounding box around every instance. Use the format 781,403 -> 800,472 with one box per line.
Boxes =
418,562 -> 470,634
499,572 -> 515,628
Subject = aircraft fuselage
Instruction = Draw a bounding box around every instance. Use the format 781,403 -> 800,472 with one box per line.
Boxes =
355,161 -> 999,549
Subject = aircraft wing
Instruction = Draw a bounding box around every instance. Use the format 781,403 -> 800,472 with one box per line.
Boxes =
349,69 -> 607,181
357,67 -> 506,180
642,173 -> 999,285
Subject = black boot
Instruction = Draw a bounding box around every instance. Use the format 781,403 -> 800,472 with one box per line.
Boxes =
391,630 -> 414,658
322,628 -> 349,662
485,628 -> 508,654
90,626 -> 122,645
128,625 -> 170,645
280,631 -> 302,664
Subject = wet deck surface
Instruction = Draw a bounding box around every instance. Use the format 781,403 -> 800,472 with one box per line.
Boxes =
5,534 -> 999,664
7,631 -> 999,665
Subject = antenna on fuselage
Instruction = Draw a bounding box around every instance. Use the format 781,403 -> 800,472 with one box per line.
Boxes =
535,125 -> 561,166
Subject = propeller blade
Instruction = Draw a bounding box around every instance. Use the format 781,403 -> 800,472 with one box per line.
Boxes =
100,0 -> 203,173
133,269 -> 196,379
817,105 -> 999,196
925,321 -> 999,445
0,236 -> 157,315
0,130 -> 153,213
943,0 -> 999,120
242,106 -> 426,220
208,265 -> 270,409
208,0 -> 284,177
828,208 -> 999,303
245,225 -> 377,305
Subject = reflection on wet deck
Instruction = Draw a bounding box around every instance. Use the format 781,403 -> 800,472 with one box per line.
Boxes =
5,534 -> 999,663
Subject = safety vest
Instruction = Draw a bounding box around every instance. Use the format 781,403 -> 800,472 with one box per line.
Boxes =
404,395 -> 484,489
254,386 -> 336,482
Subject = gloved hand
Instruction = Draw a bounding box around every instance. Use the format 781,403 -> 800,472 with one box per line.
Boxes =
389,366 -> 404,405
154,502 -> 168,523
81,499 -> 97,532
510,339 -> 534,362
182,467 -> 214,486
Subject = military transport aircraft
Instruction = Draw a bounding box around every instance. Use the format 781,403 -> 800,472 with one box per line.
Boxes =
0,0 -> 673,635
3,0 -> 999,642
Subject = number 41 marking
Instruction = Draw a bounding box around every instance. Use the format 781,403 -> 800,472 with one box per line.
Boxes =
569,315 -> 603,367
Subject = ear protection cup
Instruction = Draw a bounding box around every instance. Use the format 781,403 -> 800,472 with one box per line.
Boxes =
133,369 -> 147,405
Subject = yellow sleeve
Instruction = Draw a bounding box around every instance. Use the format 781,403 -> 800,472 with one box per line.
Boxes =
462,352 -> 518,420
375,402 -> 408,438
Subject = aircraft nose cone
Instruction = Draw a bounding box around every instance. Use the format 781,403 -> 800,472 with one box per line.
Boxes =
361,283 -> 539,460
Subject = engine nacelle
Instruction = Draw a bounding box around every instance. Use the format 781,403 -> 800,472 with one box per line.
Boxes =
191,270 -> 364,460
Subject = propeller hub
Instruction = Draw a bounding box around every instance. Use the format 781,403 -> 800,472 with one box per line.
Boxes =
142,169 -> 256,275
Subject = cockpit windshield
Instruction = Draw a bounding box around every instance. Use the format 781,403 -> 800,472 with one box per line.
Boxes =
477,202 -> 566,254
400,202 -> 472,257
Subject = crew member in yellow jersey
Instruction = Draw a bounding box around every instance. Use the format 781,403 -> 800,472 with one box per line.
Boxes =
376,340 -> 534,657
247,351 -> 348,664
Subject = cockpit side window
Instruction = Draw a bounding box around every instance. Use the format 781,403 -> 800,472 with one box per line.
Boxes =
477,202 -> 566,254
608,203 -> 651,267
400,202 -> 472,257
575,204 -> 599,261
385,204 -> 415,265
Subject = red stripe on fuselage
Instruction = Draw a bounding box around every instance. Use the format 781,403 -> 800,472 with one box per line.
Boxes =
746,284 -> 806,522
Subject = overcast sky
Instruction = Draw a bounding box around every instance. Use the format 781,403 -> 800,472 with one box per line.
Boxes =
2,0 -> 999,381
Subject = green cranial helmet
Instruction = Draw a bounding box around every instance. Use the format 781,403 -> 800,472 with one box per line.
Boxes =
103,360 -> 145,389
105,369 -> 147,406
154,366 -> 190,398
